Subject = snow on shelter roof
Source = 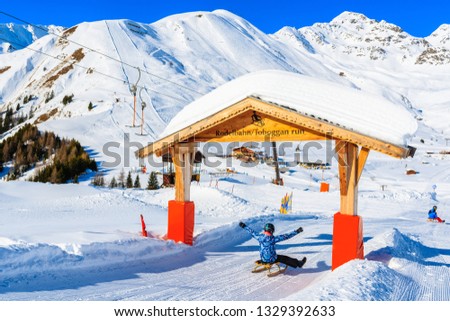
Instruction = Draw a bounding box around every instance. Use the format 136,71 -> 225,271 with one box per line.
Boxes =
160,70 -> 417,146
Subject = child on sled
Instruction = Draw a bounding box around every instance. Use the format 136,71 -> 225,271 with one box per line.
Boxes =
239,222 -> 306,268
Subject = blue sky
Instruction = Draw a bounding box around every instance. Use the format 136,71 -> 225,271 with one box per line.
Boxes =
1,1 -> 449,37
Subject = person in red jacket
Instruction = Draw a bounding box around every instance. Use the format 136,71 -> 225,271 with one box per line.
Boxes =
239,222 -> 306,268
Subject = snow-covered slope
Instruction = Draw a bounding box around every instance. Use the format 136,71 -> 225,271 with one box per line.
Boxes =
0,11 -> 342,159
0,23 -> 63,54
1,9 -> 449,157
1,152 -> 450,301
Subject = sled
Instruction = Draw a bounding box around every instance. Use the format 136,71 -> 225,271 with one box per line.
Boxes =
252,260 -> 287,277
427,219 -> 445,223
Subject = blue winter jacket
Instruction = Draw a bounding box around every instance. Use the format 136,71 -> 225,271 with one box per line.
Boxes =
428,208 -> 438,219
243,226 -> 298,263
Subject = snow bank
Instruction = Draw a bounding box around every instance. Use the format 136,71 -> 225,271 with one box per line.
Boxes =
161,70 -> 417,146
286,259 -> 406,300
0,237 -> 185,283
289,228 -> 450,301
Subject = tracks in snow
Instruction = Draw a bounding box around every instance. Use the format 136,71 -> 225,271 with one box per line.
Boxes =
87,217 -> 332,300
0,216 -> 331,300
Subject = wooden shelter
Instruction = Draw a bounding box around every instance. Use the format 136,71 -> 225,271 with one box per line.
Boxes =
137,70 -> 416,270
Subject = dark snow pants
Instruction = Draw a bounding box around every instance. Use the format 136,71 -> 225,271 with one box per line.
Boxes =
275,255 -> 300,268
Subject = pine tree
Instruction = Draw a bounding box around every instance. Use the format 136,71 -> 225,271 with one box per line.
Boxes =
92,174 -> 105,187
28,107 -> 35,119
134,175 -> 141,188
3,107 -> 13,130
0,123 -> 96,183
88,102 -> 94,111
118,168 -> 125,188
0,150 -> 3,172
62,94 -> 74,105
147,171 -> 159,190
15,146 -> 25,167
45,90 -> 54,103
50,167 -> 59,184
109,176 -> 118,188
126,171 -> 133,188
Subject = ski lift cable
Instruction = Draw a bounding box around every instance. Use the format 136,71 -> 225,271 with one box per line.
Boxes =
0,37 -> 190,104
104,19 -> 136,96
139,86 -> 165,137
142,84 -> 167,135
103,20 -> 141,127
0,10 -> 207,97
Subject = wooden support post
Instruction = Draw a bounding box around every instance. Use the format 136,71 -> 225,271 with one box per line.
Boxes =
133,94 -> 136,127
332,142 -> 369,270
357,147 -> 370,184
167,143 -> 198,245
272,141 -> 282,185
140,108 -> 144,135
171,143 -> 197,202
336,141 -> 359,215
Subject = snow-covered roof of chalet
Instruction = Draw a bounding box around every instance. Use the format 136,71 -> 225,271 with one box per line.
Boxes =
160,70 -> 417,146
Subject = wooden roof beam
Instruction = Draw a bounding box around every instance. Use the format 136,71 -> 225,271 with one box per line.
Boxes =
136,97 -> 414,160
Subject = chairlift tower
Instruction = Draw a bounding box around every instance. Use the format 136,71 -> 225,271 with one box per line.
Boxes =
129,67 -> 141,127
139,87 -> 146,136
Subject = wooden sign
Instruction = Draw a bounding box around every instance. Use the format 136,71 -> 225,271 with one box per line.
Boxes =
193,110 -> 327,143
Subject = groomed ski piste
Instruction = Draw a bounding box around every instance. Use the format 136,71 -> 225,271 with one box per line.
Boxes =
1,147 -> 449,301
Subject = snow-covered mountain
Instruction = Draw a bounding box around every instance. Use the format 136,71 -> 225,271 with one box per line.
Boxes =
275,11 -> 450,65
0,23 -> 63,53
1,9 -> 450,170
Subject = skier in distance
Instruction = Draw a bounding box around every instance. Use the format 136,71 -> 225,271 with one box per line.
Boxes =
428,205 -> 445,223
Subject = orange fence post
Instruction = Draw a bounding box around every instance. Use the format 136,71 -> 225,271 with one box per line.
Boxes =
320,182 -> 329,192
140,214 -> 148,237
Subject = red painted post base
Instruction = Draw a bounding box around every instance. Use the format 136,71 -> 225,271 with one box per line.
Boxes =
331,212 -> 364,270
167,200 -> 195,245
